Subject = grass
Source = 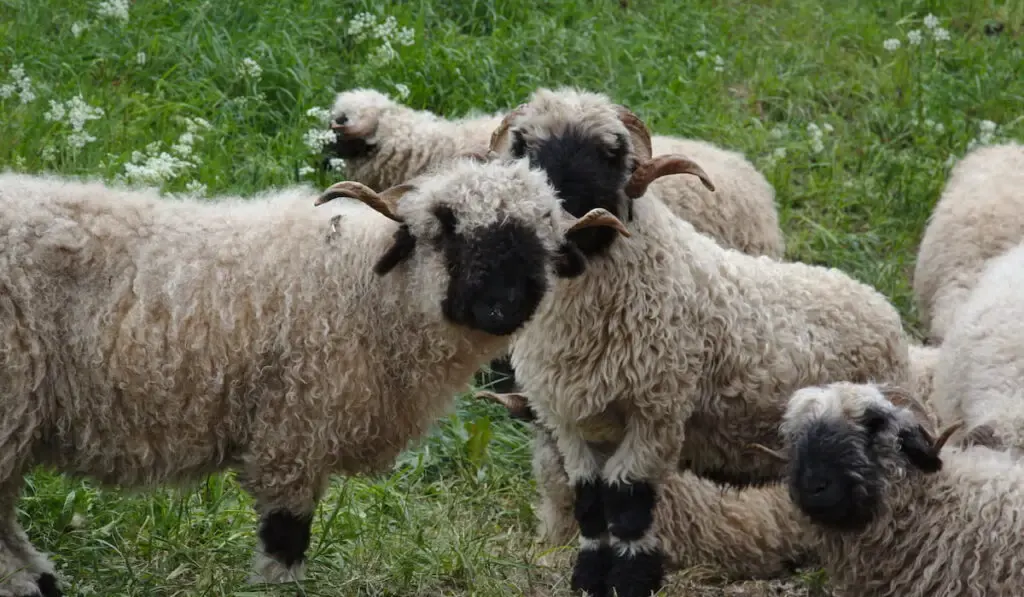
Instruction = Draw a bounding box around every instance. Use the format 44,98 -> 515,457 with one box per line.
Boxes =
1,0 -> 1022,595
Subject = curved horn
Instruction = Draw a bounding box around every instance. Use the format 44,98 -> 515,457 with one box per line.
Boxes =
879,383 -> 937,432
488,103 -> 529,154
565,207 -> 631,237
613,104 -> 654,162
624,154 -> 716,199
933,420 -> 965,452
314,181 -> 415,223
330,114 -> 378,139
747,443 -> 789,462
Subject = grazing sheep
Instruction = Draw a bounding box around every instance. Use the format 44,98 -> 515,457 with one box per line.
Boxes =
912,141 -> 1024,344
477,392 -> 813,581
0,161 -> 628,597
930,241 -> 1024,452
762,380 -> 1024,597
326,88 -> 785,395
488,87 -> 910,597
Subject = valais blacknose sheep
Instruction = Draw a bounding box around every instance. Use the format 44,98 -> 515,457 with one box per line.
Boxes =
487,88 -> 910,597
0,162 -> 628,597
931,241 -> 1024,452
761,381 -> 1024,597
912,141 -> 1024,344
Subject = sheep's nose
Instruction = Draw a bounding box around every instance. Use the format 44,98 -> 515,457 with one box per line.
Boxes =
333,114 -> 348,126
809,479 -> 831,496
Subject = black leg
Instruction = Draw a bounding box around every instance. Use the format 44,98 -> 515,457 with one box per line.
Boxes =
33,574 -> 62,597
603,480 -> 664,597
258,510 -> 314,570
570,479 -> 610,597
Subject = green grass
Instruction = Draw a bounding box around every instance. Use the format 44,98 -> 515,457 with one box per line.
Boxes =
1,0 -> 1023,595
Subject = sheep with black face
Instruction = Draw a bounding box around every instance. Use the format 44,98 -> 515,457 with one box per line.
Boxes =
762,381 -> 1024,597
0,161 -> 628,597
488,88 -> 910,597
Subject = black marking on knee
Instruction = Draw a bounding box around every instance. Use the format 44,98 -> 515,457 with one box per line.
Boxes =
33,574 -> 62,597
603,480 -> 656,541
258,510 -> 314,569
574,479 -> 607,538
571,543 -> 612,597
607,548 -> 665,597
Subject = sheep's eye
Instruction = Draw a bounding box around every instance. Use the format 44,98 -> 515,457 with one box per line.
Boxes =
860,407 -> 889,435
432,205 -> 458,237
603,134 -> 628,163
510,130 -> 527,159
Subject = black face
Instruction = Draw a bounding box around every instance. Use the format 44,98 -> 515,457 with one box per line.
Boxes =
787,414 -> 886,532
433,205 -> 551,336
322,114 -> 376,160
519,126 -> 633,257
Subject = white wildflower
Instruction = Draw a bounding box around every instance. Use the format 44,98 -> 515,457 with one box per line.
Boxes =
305,106 -> 332,123
18,86 -> 35,104
71,21 -> 89,38
768,125 -> 786,140
347,12 -> 377,43
923,14 -> 939,30
171,142 -> 193,158
136,51 -> 147,66
185,180 -> 207,197
303,128 -> 337,153
773,147 -> 787,159
374,15 -> 398,41
185,117 -> 211,133
907,30 -> 922,45
810,137 -> 825,154
933,122 -> 945,133
10,64 -> 25,81
883,38 -> 901,51
932,27 -> 950,42
713,55 -> 725,72
0,84 -> 14,99
1,64 -> 35,105
41,145 -> 58,161
368,42 -> 397,67
66,95 -> 105,131
394,26 -> 415,47
822,123 -> 834,133
979,120 -> 997,133
298,165 -> 315,177
393,83 -> 410,100
807,122 -> 822,137
695,50 -> 707,58
120,144 -> 195,186
238,57 -> 262,79
328,157 -> 345,171
67,131 -> 97,150
96,0 -> 130,23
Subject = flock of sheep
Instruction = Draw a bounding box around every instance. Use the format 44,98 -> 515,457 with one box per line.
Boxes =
0,84 -> 1021,597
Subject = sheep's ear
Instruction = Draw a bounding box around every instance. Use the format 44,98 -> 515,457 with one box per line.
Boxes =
489,103 -> 529,153
474,390 -> 537,422
554,241 -> 587,279
898,424 -> 944,473
623,154 -> 716,199
961,422 -> 1001,450
315,181 -> 415,223
373,224 -> 417,275
455,148 -> 497,163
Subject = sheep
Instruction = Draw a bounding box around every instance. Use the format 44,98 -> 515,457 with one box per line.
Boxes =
907,343 -> 940,424
476,392 -> 813,581
326,88 -> 786,396
930,241 -> 1024,452
486,87 -> 911,597
0,160 -> 629,597
911,141 -> 1024,344
759,380 -> 1024,597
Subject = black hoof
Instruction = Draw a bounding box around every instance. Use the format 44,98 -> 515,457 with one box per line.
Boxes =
607,549 -> 664,597
603,480 -> 656,541
570,544 -> 612,597
35,573 -> 62,597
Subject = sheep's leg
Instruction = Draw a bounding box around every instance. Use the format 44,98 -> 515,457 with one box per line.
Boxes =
600,414 -> 681,597
553,427 -> 611,597
239,463 -> 327,586
0,478 -> 60,597
531,426 -> 578,550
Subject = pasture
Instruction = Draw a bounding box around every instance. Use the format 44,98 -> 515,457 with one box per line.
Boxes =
1,0 -> 1022,595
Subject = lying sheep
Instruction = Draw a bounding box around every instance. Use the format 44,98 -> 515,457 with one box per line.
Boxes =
488,87 -> 910,597
912,141 -> 1024,344
760,381 -> 1024,597
0,161 -> 628,597
930,241 -> 1024,452
326,88 -> 785,394
477,392 -> 813,581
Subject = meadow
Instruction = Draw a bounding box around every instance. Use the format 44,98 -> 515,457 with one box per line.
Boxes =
1,0 -> 1023,595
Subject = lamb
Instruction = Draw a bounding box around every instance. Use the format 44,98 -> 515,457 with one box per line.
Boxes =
930,241 -> 1024,452
911,141 -> 1024,344
477,392 -> 813,581
0,160 -> 629,597
326,88 -> 785,394
487,87 -> 911,597
759,380 -> 1024,597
